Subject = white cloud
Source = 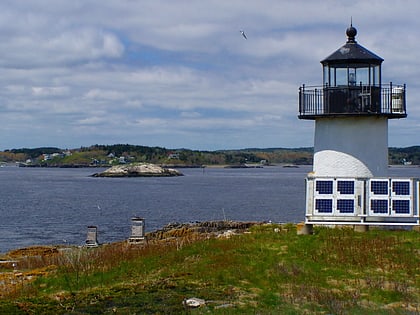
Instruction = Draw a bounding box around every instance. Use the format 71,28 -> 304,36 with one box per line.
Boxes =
180,111 -> 201,118
77,116 -> 108,126
84,88 -> 124,100
46,29 -> 124,60
0,0 -> 419,150
31,86 -> 70,97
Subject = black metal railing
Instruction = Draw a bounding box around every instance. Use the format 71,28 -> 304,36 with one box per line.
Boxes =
299,83 -> 406,119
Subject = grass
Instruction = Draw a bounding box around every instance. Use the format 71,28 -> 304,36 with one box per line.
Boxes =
0,223 -> 419,314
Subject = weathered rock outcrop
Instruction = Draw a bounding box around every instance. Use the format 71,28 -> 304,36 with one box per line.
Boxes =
92,163 -> 183,177
147,221 -> 260,240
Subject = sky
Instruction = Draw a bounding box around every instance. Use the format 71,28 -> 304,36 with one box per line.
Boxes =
0,0 -> 419,151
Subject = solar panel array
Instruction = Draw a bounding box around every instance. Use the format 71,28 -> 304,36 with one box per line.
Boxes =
391,180 -> 412,215
315,179 -> 334,214
368,179 -> 413,216
369,179 -> 389,215
314,179 -> 358,215
309,178 -> 416,220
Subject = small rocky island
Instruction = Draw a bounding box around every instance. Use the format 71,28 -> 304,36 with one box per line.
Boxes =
92,163 -> 183,177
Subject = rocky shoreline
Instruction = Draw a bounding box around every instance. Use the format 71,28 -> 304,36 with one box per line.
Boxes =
0,220 -> 263,263
0,220 -> 263,294
147,220 -> 260,240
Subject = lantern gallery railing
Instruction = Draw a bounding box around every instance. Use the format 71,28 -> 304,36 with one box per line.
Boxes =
298,83 -> 406,119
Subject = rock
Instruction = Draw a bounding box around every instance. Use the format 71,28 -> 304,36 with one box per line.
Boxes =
92,163 -> 183,177
183,297 -> 205,308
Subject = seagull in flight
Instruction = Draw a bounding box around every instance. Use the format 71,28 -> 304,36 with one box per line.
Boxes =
240,30 -> 247,39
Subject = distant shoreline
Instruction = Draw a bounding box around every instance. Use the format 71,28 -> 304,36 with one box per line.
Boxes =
13,163 -> 419,169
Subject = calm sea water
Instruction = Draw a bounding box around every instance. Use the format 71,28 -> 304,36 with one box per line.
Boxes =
0,165 -> 419,253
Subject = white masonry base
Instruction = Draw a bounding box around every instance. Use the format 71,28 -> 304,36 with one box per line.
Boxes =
313,117 -> 388,178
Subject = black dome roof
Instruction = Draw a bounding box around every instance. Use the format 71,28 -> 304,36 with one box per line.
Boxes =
321,25 -> 383,65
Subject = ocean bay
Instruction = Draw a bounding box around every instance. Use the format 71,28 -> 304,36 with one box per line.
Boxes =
0,165 -> 310,253
1,165 -> 419,253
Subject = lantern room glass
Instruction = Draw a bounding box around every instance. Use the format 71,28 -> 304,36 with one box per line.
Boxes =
323,64 -> 380,87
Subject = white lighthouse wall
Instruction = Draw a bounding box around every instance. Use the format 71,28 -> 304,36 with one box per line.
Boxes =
313,117 -> 388,177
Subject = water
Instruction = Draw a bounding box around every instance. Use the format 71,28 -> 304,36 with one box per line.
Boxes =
1,165 -> 419,254
0,165 -> 311,253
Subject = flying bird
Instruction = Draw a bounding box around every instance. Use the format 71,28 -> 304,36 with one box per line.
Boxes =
240,30 -> 247,39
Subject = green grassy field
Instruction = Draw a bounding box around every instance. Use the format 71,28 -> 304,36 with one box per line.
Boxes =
1,224 -> 419,314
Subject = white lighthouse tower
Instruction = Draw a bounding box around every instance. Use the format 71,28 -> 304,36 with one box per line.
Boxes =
299,25 -> 418,227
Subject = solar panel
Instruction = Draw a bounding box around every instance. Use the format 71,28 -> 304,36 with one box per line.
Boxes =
392,181 -> 410,195
392,200 -> 410,214
337,180 -> 354,195
370,199 -> 388,214
316,180 -> 333,194
315,199 -> 333,213
337,199 -> 354,213
370,180 -> 388,195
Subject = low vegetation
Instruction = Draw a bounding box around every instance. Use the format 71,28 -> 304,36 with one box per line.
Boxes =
0,223 -> 419,314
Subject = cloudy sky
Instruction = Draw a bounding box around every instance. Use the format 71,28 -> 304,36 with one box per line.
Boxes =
0,1 -> 419,150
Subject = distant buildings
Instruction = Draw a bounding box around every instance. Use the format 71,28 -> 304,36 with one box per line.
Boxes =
41,150 -> 72,161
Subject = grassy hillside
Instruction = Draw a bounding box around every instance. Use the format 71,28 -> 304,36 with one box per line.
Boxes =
0,223 -> 419,314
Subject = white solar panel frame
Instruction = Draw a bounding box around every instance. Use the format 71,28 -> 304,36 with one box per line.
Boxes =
314,179 -> 334,215
390,179 -> 413,217
336,179 -> 359,216
313,178 -> 362,216
368,179 -> 390,216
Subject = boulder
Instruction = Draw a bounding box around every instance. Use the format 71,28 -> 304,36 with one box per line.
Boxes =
92,163 -> 183,177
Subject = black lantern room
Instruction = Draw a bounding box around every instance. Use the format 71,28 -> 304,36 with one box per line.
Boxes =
299,25 -> 406,119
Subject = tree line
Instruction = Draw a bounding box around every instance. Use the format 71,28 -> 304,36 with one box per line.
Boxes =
0,144 -> 419,166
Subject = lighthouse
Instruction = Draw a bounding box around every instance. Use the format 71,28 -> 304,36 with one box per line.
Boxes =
299,25 -> 418,227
